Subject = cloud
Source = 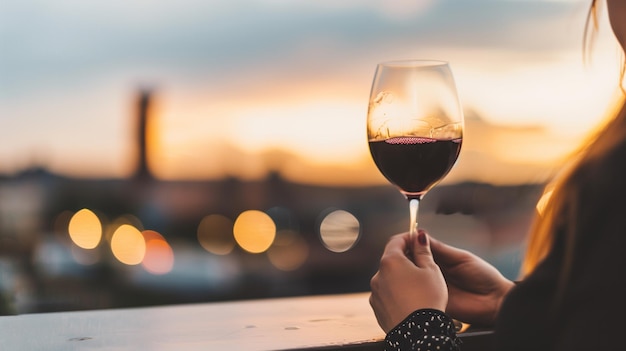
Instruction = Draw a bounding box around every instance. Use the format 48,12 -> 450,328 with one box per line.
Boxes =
0,0 -> 603,180
0,0 -> 584,88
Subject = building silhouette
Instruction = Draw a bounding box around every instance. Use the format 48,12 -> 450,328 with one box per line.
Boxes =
134,89 -> 153,182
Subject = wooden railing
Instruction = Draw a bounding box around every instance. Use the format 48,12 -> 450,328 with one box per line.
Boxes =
0,292 -> 493,350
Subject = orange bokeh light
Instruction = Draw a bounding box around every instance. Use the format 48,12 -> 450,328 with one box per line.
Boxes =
141,230 -> 174,275
233,210 -> 276,254
110,224 -> 146,265
68,208 -> 102,249
197,214 -> 235,255
266,230 -> 309,271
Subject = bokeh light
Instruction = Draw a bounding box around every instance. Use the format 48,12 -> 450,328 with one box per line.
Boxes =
110,224 -> 146,265
266,230 -> 309,271
67,208 -> 102,249
233,210 -> 276,254
197,214 -> 236,255
141,230 -> 174,275
319,209 -> 361,253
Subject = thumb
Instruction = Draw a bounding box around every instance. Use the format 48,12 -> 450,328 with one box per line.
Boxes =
411,230 -> 434,268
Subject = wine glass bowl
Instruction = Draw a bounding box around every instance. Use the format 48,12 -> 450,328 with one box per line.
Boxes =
367,60 -> 463,238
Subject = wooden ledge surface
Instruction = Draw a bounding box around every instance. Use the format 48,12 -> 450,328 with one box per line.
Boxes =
0,292 -> 493,350
0,292 -> 384,350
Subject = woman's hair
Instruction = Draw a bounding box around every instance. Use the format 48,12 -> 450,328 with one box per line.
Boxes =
521,0 -> 626,278
521,96 -> 625,277
584,0 -> 626,94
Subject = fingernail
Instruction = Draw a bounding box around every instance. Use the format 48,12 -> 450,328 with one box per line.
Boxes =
417,231 -> 427,246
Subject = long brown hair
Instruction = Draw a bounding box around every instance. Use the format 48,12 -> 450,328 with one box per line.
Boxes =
521,0 -> 626,279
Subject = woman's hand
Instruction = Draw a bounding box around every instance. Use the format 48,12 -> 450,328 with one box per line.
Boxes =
429,236 -> 515,326
369,230 -> 448,333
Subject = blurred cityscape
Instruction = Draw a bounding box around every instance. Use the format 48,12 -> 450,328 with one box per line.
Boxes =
0,90 -> 545,316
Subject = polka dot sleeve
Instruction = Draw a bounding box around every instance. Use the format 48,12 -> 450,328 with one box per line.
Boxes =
384,309 -> 461,351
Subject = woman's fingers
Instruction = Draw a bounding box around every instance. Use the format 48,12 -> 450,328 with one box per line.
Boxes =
429,236 -> 473,267
381,231 -> 437,269
411,230 -> 436,269
380,233 -> 412,262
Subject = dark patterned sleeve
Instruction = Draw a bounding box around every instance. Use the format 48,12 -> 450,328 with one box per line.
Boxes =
384,309 -> 462,351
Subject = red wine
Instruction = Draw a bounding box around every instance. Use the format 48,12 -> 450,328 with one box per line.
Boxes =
369,136 -> 462,197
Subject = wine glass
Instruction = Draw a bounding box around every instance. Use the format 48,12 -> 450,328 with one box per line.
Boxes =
367,60 -> 464,241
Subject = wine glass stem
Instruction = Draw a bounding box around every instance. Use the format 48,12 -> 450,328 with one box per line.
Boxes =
409,198 -> 420,240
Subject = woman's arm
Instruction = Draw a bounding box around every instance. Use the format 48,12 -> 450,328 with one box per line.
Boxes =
384,309 -> 461,351
370,231 -> 460,351
370,230 -> 516,350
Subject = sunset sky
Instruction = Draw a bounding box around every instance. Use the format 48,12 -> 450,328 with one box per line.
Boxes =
0,0 -> 622,186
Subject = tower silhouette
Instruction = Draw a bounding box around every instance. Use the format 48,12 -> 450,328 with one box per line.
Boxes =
134,89 -> 153,181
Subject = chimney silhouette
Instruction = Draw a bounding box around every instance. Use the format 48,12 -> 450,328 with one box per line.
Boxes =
134,89 -> 153,181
